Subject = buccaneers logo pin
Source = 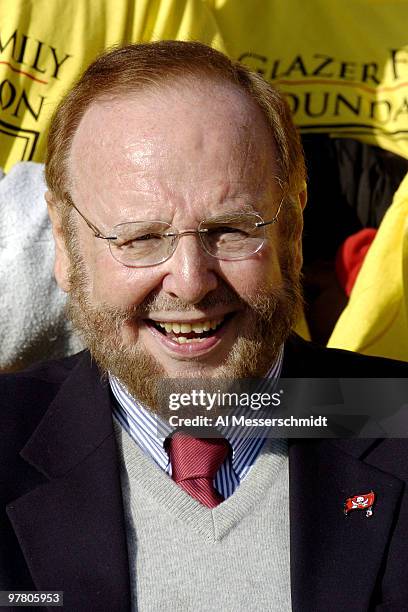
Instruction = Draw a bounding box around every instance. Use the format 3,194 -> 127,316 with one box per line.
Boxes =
344,491 -> 376,517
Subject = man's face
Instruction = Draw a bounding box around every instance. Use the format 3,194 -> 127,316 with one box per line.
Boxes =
51,78 -> 303,408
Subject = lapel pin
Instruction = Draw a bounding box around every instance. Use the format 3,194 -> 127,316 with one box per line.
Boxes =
344,491 -> 376,517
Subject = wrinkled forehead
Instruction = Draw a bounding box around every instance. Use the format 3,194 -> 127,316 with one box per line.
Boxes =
68,77 -> 281,214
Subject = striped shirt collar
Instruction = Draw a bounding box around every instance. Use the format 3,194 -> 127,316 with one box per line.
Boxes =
110,347 -> 283,493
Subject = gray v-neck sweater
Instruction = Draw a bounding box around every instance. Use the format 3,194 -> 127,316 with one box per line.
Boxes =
114,421 -> 291,611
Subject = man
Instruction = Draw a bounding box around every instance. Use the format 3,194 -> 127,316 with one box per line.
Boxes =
1,41 -> 408,612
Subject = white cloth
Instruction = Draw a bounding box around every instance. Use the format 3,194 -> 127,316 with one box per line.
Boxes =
0,162 -> 82,371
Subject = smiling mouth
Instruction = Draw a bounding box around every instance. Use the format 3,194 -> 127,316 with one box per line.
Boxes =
146,313 -> 234,344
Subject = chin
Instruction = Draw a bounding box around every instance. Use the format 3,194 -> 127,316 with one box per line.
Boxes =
158,361 -> 224,379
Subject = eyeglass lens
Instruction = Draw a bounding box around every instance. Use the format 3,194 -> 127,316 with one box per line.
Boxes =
108,214 -> 266,266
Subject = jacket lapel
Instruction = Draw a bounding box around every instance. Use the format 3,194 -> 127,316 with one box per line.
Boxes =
6,354 -> 131,611
7,341 -> 405,611
289,439 -> 404,612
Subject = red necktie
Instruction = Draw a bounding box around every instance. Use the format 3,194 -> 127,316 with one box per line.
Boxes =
168,432 -> 230,508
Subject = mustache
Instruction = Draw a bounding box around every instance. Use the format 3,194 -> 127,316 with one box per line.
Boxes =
83,281 -> 288,327
100,286 -> 244,322
135,286 -> 243,317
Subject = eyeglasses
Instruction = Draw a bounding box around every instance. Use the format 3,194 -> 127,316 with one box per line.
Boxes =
65,194 -> 283,267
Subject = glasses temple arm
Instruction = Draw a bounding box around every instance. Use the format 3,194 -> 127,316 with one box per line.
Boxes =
64,194 -> 117,240
255,198 -> 284,228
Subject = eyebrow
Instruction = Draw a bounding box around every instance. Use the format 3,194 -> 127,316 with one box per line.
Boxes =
63,192 -> 269,229
202,210 -> 260,223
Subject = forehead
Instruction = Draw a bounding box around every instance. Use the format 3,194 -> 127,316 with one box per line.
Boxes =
69,77 -> 280,220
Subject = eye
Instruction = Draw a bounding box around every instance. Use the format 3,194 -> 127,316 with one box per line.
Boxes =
207,225 -> 251,240
132,233 -> 164,242
211,226 -> 247,234
115,233 -> 165,250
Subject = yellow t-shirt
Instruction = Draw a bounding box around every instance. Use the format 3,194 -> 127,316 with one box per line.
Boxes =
210,0 -> 408,159
3,1 -> 408,171
0,0 -> 224,172
328,171 -> 408,361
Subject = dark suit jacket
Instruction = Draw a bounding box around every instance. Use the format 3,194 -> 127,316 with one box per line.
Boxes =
1,335 -> 408,611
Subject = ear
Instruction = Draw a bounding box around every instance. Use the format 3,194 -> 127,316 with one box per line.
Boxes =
45,191 -> 71,293
298,184 -> 307,211
292,184 -> 307,272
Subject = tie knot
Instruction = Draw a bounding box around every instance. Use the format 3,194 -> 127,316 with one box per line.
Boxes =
168,432 -> 230,483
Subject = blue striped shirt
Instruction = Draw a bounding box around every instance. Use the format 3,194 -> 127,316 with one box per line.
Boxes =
110,347 -> 283,500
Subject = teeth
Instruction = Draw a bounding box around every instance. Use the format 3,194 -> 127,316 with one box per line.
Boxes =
174,336 -> 204,344
191,322 -> 204,333
156,317 -> 224,334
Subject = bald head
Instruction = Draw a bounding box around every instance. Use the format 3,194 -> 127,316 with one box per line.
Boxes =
68,78 -> 281,231
45,41 -> 306,208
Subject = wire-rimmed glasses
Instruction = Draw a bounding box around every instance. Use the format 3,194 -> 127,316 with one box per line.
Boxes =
65,194 -> 283,267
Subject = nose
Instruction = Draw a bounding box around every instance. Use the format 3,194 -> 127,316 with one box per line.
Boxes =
161,232 -> 219,304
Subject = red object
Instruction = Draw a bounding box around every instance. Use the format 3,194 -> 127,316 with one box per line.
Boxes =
335,228 -> 378,296
168,433 -> 230,508
344,492 -> 375,515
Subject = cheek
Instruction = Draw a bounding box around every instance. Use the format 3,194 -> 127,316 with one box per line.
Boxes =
86,255 -> 163,307
75,228 -> 162,306
217,245 -> 282,298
